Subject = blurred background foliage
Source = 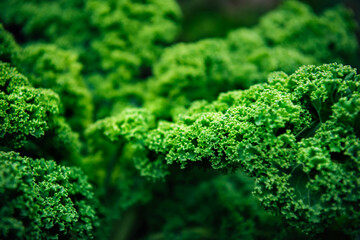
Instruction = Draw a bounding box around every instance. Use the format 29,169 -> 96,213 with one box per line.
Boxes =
176,0 -> 360,45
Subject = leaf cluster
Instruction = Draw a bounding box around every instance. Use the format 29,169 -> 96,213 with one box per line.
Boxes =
144,63 -> 360,237
0,0 -> 359,239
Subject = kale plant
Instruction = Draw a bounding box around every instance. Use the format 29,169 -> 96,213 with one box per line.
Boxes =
0,0 -> 359,239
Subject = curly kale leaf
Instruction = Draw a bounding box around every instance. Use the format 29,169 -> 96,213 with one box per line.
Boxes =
87,0 -> 181,77
86,0 -> 181,118
0,63 -> 80,162
85,108 -> 161,183
0,63 -> 59,148
0,151 -> 98,240
19,44 -> 93,131
144,0 -> 357,120
145,63 -> 360,237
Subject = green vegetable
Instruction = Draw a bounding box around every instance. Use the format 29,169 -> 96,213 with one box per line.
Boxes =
0,151 -> 98,239
19,44 -> 93,131
144,63 -> 360,237
0,62 -> 80,162
87,0 -> 181,78
0,0 -> 359,239
142,0 -> 357,120
86,0 -> 182,118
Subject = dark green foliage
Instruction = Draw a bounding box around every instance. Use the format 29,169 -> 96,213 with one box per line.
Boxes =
0,24 -> 20,65
145,63 -> 360,237
83,108 -> 159,239
143,169 -> 304,240
0,151 -> 98,239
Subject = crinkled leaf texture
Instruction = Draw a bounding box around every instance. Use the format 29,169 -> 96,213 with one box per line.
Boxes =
0,63 -> 81,162
19,44 -> 93,131
0,62 -> 59,148
145,63 -> 360,237
0,151 -> 98,240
